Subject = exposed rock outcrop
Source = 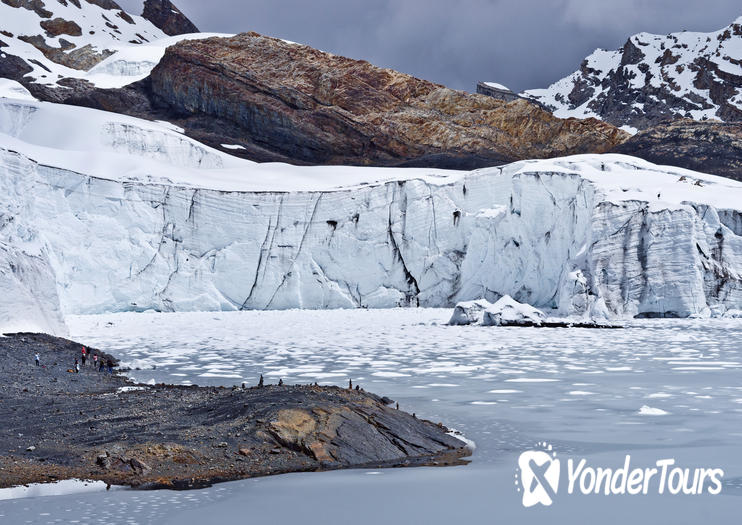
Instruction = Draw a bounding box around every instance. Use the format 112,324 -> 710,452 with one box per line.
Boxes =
0,333 -> 469,490
144,32 -> 627,168
613,120 -> 742,181
142,0 -> 199,36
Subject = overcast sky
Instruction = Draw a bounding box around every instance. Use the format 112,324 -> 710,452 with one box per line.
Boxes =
117,0 -> 741,92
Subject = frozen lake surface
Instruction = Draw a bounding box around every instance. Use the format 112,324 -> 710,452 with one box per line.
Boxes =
2,309 -> 742,524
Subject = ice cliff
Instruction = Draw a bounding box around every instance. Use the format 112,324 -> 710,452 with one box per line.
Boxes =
1,95 -> 741,333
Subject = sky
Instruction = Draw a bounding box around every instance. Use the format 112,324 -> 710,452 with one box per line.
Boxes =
117,0 -> 742,92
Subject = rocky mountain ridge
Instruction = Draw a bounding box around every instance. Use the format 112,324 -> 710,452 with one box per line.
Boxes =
141,32 -> 626,168
520,16 -> 742,131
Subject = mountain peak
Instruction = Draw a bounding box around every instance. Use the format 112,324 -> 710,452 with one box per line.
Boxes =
520,15 -> 742,130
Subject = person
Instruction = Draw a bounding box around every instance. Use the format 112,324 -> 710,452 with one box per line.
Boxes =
99,358 -> 105,373
34,353 -> 40,367
74,358 -> 80,373
81,348 -> 87,367
93,354 -> 98,369
107,358 -> 113,375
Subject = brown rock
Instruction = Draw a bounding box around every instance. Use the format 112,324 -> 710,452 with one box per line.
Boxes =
129,457 -> 151,475
40,18 -> 83,38
17,35 -> 114,70
147,32 -> 628,168
268,409 -> 317,449
308,441 -> 334,463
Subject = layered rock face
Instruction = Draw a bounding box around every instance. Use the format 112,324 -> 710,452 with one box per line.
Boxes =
142,0 -> 199,36
146,32 -> 627,168
614,120 -> 742,182
523,17 -> 742,131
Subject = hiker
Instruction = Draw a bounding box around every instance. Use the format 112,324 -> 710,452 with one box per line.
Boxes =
81,347 -> 87,367
93,354 -> 98,369
107,358 -> 113,375
74,358 -> 80,373
34,353 -> 40,366
99,358 -> 105,373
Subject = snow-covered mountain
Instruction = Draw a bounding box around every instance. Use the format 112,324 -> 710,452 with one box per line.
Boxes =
0,0 -> 211,89
2,87 -> 741,334
521,16 -> 742,131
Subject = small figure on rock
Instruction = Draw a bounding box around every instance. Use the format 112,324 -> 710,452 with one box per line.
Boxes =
74,358 -> 80,373
99,358 -> 105,373
81,347 -> 87,367
355,385 -> 359,391
241,382 -> 246,390
258,374 -> 264,388
395,402 -> 399,410
348,379 -> 353,390
34,353 -> 40,367
107,358 -> 114,375
278,378 -> 284,386
93,354 -> 98,369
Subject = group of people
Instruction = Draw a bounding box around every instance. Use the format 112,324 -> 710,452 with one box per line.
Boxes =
76,346 -> 114,374
34,346 -> 114,374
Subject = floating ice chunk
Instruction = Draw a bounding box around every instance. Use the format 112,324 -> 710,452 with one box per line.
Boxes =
482,296 -> 546,327
647,392 -> 672,399
638,405 -> 670,416
448,296 -> 546,327
371,371 -> 411,378
505,378 -> 560,383
448,299 -> 494,326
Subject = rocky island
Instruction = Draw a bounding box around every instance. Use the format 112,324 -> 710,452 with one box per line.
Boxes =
0,333 -> 470,490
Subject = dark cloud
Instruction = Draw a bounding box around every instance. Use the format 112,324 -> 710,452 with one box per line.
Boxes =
117,0 -> 741,92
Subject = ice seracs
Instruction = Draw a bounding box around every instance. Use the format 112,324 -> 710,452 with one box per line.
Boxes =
0,96 -> 741,329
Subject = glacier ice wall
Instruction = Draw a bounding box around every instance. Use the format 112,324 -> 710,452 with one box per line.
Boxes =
2,145 -> 741,319
0,150 -> 66,335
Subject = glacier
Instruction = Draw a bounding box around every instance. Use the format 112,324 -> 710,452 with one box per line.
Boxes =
1,95 -> 741,334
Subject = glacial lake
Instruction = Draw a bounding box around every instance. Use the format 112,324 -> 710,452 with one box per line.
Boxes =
2,309 -> 741,524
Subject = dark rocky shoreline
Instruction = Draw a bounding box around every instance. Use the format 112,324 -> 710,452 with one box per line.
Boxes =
0,333 -> 470,490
